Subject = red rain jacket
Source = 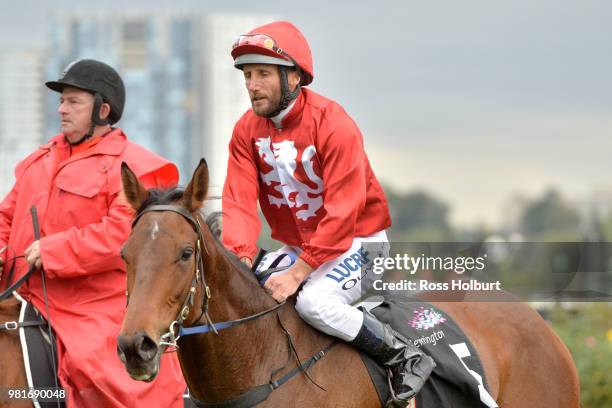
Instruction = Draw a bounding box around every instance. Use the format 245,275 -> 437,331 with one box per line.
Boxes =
222,88 -> 392,269
0,128 -> 186,407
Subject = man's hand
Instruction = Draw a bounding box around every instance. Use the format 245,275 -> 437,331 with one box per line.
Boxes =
241,257 -> 253,268
264,258 -> 313,303
24,240 -> 43,269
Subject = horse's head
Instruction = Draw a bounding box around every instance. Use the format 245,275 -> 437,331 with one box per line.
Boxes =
117,159 -> 210,382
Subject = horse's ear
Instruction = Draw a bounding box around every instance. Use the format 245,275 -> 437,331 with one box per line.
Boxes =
183,158 -> 209,212
121,162 -> 150,211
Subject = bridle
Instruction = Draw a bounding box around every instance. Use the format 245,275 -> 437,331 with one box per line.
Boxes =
128,203 -> 336,407
129,204 -> 284,349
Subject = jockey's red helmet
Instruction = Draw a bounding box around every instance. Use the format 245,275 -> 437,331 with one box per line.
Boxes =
231,21 -> 314,86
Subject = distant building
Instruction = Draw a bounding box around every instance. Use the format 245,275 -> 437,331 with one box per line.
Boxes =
0,50 -> 45,197
44,10 -> 274,189
45,11 -> 201,180
199,13 -> 276,207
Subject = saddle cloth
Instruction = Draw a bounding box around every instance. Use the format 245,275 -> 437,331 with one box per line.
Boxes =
358,295 -> 499,408
14,293 -> 66,408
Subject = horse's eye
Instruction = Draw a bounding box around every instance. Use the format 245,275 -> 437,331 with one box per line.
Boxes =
181,248 -> 194,261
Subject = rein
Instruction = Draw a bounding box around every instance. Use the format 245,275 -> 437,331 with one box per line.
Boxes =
0,207 -> 44,301
0,257 -> 33,301
130,204 -> 336,407
0,245 -> 20,291
0,208 -> 43,301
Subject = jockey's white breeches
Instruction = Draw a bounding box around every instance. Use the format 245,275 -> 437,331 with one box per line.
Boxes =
255,230 -> 389,341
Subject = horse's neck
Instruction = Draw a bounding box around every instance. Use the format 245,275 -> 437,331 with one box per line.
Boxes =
178,239 -> 330,402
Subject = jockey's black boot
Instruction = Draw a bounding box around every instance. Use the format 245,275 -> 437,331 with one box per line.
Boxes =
351,309 -> 436,407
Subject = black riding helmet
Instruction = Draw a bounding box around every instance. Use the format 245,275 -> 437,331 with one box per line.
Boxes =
46,59 -> 125,143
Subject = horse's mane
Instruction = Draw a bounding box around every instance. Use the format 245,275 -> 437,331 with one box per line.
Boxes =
136,187 -> 253,276
204,211 -> 255,277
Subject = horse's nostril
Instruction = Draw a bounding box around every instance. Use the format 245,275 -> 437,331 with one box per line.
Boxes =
135,334 -> 158,362
117,335 -> 131,363
116,338 -> 127,363
117,346 -> 126,363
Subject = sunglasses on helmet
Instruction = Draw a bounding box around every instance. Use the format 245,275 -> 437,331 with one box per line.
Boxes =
232,34 -> 293,61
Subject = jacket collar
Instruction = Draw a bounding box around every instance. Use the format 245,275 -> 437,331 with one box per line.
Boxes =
49,128 -> 127,157
273,90 -> 306,130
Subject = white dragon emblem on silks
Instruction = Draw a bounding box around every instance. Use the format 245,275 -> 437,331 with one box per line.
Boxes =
256,137 -> 324,220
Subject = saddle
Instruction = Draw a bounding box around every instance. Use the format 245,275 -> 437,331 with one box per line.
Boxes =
4,294 -> 66,408
252,251 -> 498,407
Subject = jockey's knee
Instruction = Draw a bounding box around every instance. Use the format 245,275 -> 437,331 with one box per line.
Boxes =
295,292 -> 360,341
294,290 -> 323,323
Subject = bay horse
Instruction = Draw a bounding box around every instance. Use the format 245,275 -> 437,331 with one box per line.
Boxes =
0,295 -> 31,408
117,159 -> 580,407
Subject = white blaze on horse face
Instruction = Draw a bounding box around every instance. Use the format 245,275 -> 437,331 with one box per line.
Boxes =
150,221 -> 160,241
255,137 -> 324,220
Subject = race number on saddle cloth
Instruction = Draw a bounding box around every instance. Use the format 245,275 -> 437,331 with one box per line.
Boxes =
358,296 -> 499,408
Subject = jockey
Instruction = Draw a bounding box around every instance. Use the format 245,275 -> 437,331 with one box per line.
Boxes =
222,21 -> 435,406
0,59 -> 186,407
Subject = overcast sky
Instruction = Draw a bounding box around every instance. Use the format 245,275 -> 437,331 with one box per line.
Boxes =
2,0 -> 611,227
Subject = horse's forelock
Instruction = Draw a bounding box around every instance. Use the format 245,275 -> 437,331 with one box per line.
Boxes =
133,194 -> 251,276
135,187 -> 185,216
135,188 -> 222,240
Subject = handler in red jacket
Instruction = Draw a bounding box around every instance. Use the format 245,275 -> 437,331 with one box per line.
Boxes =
223,21 -> 435,405
0,59 -> 185,407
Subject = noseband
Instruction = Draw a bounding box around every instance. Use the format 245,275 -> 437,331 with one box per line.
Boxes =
128,204 -> 283,349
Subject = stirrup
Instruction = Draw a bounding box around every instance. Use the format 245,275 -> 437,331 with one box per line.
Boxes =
384,367 -> 416,408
